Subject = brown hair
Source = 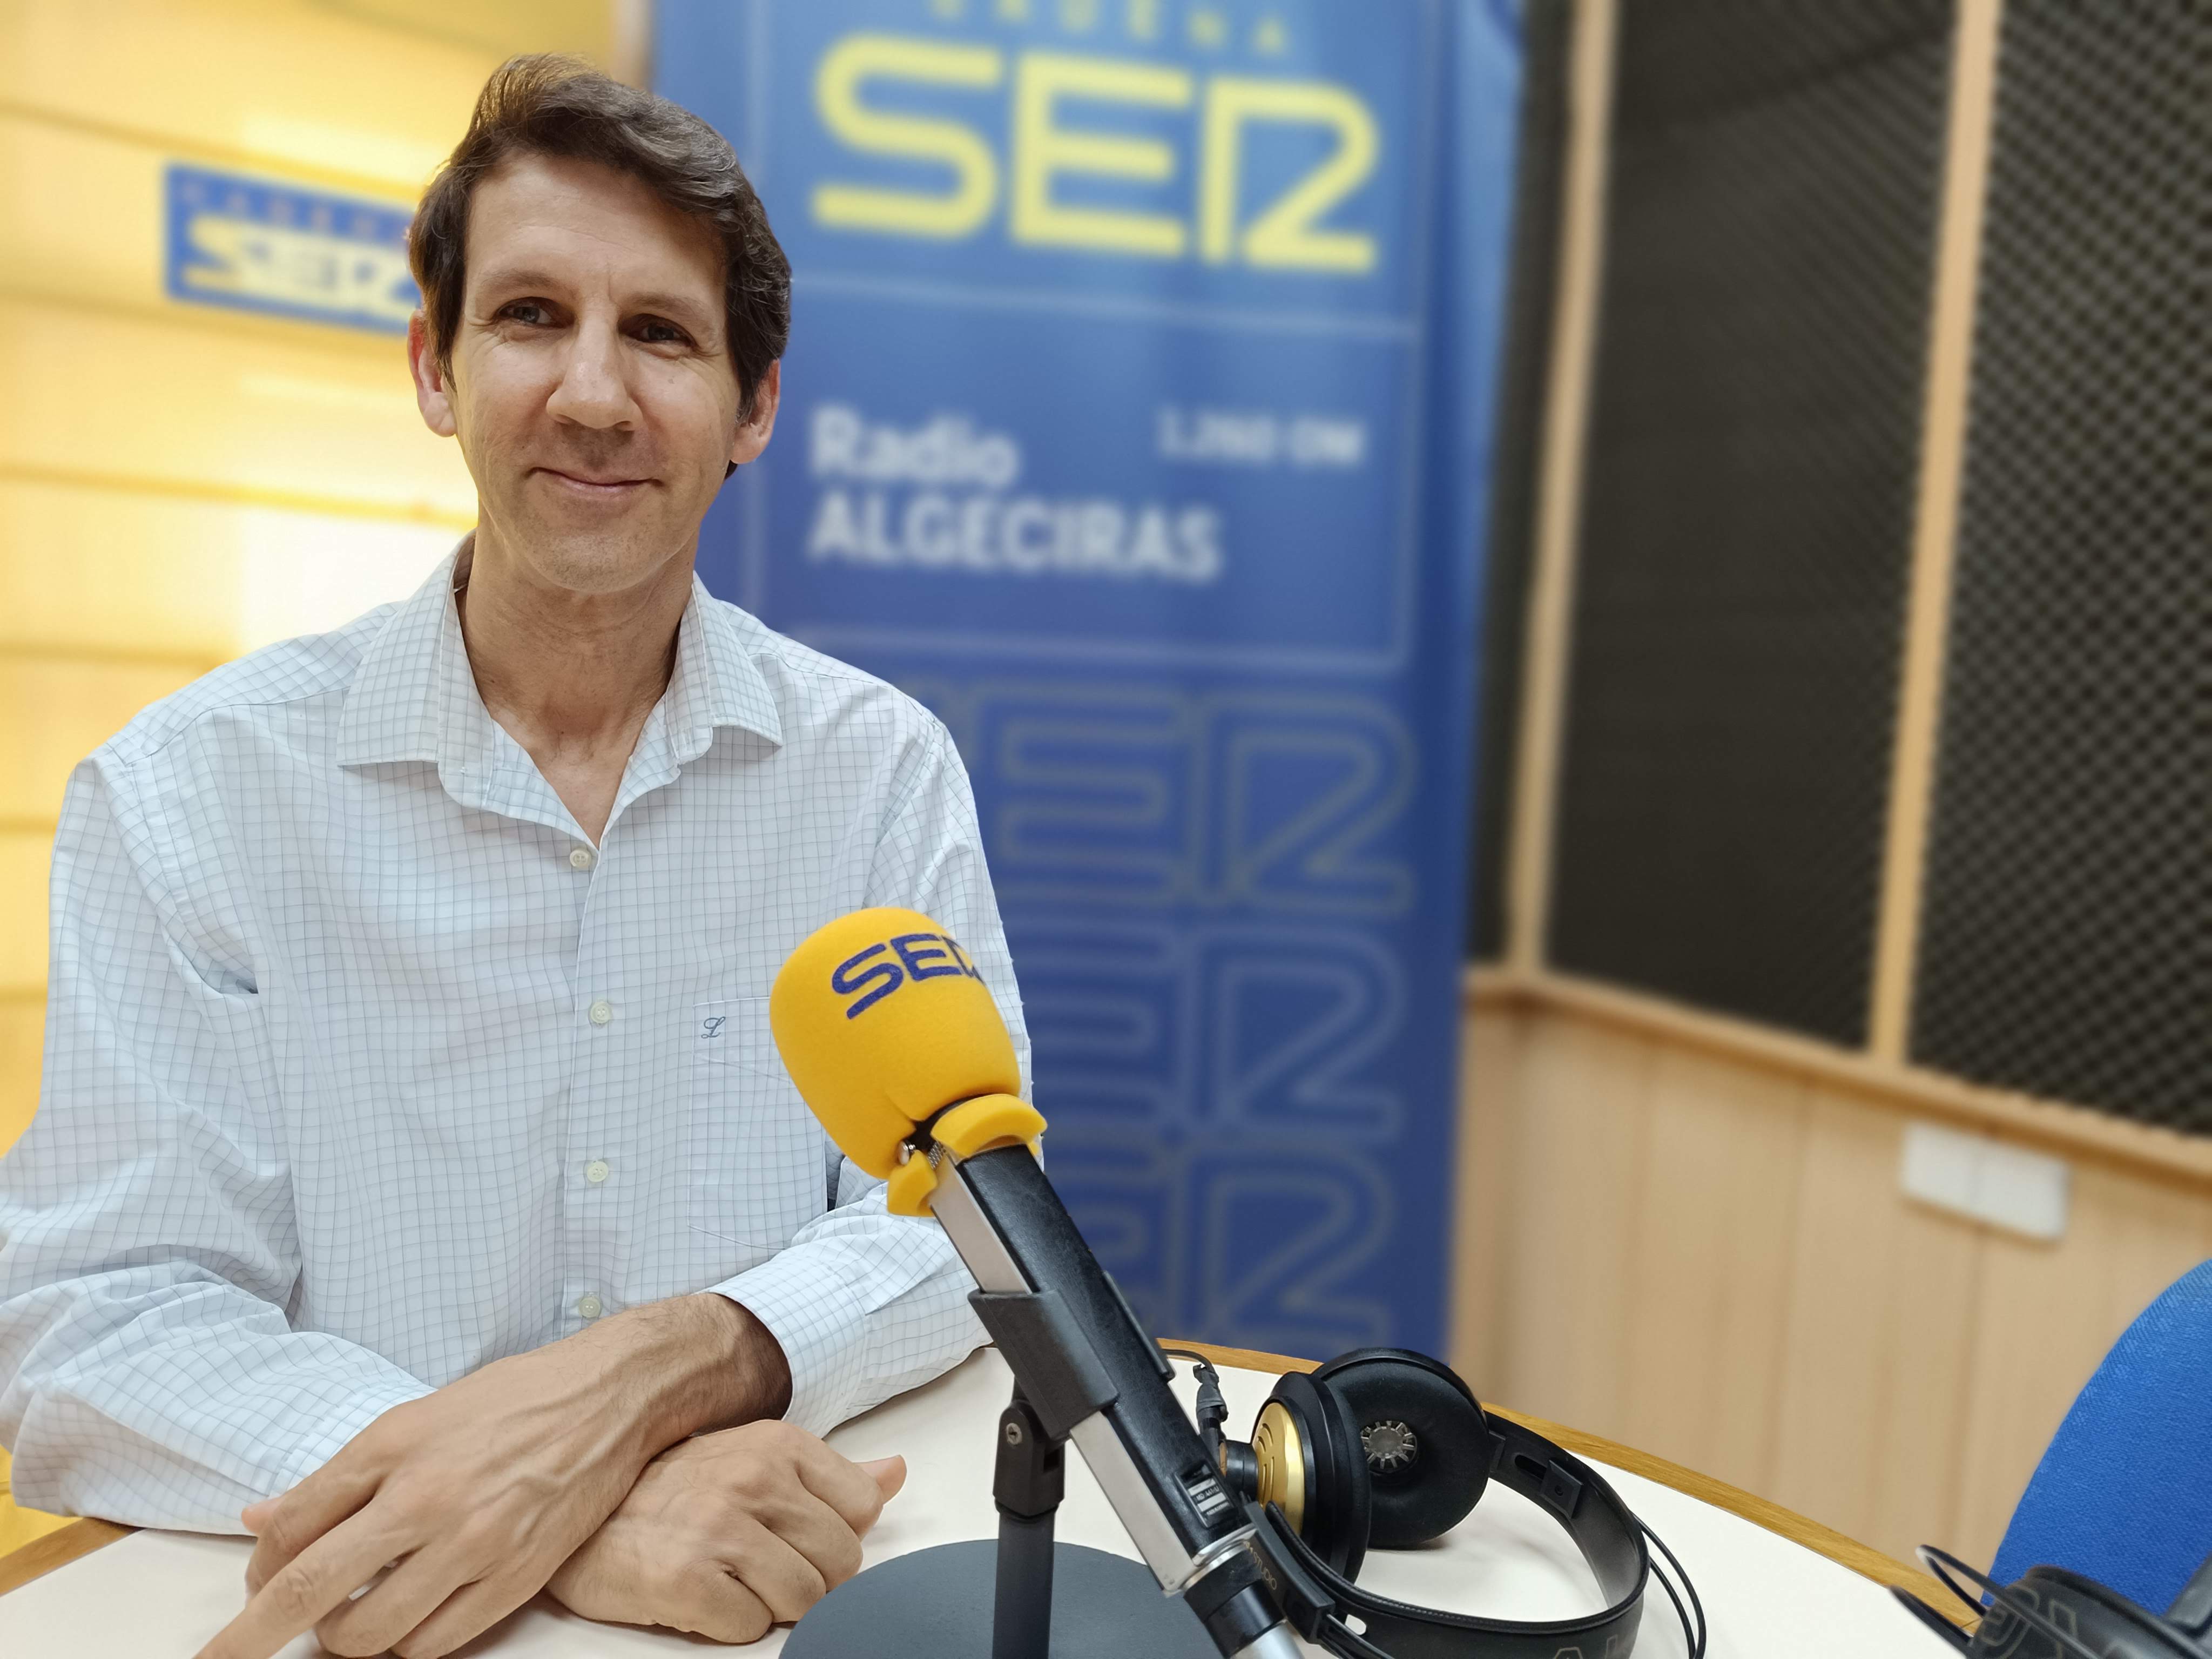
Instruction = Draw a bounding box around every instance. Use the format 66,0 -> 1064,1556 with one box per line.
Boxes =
409,55 -> 790,420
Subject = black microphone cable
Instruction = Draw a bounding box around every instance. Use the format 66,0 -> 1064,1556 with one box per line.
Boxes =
1161,1348 -> 1231,1443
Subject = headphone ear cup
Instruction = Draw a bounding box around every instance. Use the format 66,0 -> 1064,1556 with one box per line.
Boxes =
1266,1371 -> 1373,1581
1312,1348 -> 1492,1550
1973,1567 -> 2212,1658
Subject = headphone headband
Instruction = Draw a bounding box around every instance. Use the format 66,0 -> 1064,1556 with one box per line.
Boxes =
1252,1416 -> 1652,1659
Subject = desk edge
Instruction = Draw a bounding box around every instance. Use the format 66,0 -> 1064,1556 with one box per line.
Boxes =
0,1518 -> 134,1597
1158,1339 -> 1974,1630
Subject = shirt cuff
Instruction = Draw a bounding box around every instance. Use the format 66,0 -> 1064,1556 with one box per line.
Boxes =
273,1374 -> 437,1495
710,1255 -> 871,1437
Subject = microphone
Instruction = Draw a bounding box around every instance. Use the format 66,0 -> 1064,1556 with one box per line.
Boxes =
772,909 -> 1302,1659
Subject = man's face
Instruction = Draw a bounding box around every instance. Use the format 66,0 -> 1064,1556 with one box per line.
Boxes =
408,150 -> 778,595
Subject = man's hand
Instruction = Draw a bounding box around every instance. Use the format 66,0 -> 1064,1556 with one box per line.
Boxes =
197,1294 -> 790,1659
547,1421 -> 905,1642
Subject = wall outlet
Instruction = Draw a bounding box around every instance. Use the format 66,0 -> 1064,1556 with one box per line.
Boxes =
1900,1121 -> 2070,1242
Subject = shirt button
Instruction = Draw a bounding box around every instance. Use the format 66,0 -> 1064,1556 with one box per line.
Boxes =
585,1159 -> 609,1184
569,847 -> 595,871
588,999 -> 613,1026
577,1294 -> 604,1320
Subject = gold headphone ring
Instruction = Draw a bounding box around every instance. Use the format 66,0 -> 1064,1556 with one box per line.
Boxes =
1251,1399 -> 1307,1533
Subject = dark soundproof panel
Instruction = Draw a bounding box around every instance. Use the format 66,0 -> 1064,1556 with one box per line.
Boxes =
1545,1 -> 1952,1043
1911,2 -> 2211,1131
1467,0 -> 1571,961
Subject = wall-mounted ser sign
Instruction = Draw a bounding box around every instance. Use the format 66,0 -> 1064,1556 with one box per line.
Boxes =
164,164 -> 419,334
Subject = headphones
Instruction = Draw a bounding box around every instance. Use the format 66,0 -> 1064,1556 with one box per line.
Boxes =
1169,1348 -> 1705,1658
1900,1544 -> 2212,1658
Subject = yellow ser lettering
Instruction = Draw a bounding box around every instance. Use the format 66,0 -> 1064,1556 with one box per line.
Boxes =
1011,51 -> 1192,258
813,34 -> 1004,239
1199,76 -> 1380,274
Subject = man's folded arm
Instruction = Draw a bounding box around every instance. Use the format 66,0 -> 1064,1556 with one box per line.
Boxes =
719,711 -> 1030,1437
0,757 -> 433,1530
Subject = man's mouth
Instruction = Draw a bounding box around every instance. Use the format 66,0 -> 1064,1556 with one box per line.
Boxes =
535,467 -> 652,496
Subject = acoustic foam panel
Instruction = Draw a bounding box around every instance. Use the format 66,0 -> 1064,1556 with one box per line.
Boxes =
1911,0 -> 2210,1131
1545,0 -> 1952,1043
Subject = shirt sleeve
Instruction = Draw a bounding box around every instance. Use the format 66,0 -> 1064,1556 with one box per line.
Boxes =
0,757 -> 433,1530
713,714 -> 1027,1435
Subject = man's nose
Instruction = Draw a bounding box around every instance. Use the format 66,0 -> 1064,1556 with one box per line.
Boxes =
547,318 -> 639,429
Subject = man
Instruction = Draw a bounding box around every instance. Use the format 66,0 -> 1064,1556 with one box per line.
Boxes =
0,57 -> 1025,1659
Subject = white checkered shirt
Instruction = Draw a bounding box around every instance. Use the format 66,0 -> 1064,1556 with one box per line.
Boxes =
0,551 -> 1026,1530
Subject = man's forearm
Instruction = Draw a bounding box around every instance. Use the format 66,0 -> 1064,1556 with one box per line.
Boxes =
593,1293 -> 793,1461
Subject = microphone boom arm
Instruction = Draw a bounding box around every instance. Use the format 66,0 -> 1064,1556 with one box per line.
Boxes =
933,1147 -> 1304,1658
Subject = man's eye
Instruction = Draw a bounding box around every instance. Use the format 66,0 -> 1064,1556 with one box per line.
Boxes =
502,301 -> 550,325
637,320 -> 690,346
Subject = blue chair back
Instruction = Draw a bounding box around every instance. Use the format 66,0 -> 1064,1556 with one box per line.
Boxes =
1990,1258 -> 2212,1613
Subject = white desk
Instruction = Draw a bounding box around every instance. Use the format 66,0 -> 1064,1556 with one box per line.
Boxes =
0,1348 -> 1951,1656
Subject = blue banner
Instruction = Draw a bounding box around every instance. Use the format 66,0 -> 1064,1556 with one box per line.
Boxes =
663,0 -> 1519,1357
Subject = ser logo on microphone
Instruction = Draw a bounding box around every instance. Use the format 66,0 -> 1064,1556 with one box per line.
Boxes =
830,931 -> 984,1019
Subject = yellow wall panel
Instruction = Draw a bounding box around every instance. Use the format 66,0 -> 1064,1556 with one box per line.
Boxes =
317,0 -> 616,64
0,831 -> 51,994
0,113 -> 173,320
0,113 -> 415,340
0,659 -> 203,822
0,1445 -> 72,1555
0,478 -> 454,658
230,508 -> 458,650
0,296 -> 476,520
0,0 -> 503,196
0,993 -> 39,1153
0,478 -> 245,658
0,0 -> 623,1562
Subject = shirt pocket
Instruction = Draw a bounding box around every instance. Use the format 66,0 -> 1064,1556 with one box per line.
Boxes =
690,996 -> 830,1258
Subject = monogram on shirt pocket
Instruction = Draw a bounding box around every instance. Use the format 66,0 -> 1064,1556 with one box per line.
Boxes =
690,997 -> 827,1257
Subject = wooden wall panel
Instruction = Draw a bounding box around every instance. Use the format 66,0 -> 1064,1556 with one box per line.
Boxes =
1621,1048 -> 1807,1496
1449,1003 -> 1524,1400
1493,1014 -> 1652,1435
1456,991 -> 2212,1570
1768,1090 -> 1982,1564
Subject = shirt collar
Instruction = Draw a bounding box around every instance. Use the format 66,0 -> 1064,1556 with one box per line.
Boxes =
665,573 -> 784,759
337,544 -> 784,774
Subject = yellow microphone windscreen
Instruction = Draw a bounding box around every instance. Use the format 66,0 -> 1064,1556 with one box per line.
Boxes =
770,908 -> 1023,1178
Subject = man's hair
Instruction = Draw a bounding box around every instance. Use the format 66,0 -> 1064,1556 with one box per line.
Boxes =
409,55 -> 790,420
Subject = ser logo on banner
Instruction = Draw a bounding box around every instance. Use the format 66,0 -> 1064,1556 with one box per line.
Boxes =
810,30 -> 1379,273
164,164 -> 419,334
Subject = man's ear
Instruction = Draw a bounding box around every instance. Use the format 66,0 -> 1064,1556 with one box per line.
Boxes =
408,311 -> 458,439
727,360 -> 782,476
